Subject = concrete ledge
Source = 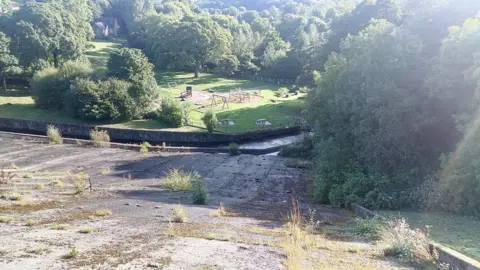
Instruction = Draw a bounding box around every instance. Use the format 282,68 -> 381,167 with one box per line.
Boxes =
351,203 -> 480,270
0,117 -> 301,146
0,131 -> 283,155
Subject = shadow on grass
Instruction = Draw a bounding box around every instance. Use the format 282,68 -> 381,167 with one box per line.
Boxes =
0,89 -> 30,97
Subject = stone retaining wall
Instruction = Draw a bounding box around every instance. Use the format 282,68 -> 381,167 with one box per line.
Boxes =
0,117 -> 301,146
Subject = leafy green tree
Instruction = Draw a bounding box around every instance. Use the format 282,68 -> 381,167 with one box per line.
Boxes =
107,48 -> 158,116
150,16 -> 232,77
0,31 -> 19,92
6,1 -> 93,70
307,20 -> 439,208
202,110 -> 218,133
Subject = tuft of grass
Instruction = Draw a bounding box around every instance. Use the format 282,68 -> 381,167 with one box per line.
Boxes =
50,179 -> 64,188
90,128 -> 110,147
228,142 -> 241,156
283,198 -> 307,270
33,245 -> 51,255
162,169 -> 199,191
66,247 -> 79,259
94,208 -> 112,217
214,202 -> 228,217
172,205 -> 188,223
139,141 -> 152,153
352,217 -> 385,241
191,178 -> 208,205
51,223 -> 69,230
1,191 -> 23,201
0,216 -> 13,223
381,218 -> 431,263
74,172 -> 89,194
46,125 -> 63,144
78,227 -> 94,234
35,183 -> 45,190
25,219 -> 38,226
101,167 -> 111,175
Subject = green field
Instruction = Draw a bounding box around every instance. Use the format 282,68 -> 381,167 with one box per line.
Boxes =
380,210 -> 480,261
0,40 -> 304,133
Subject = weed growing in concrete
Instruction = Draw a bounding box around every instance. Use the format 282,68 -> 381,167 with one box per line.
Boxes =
95,209 -> 112,217
50,179 -> 64,188
283,198 -> 306,270
90,129 -> 110,147
34,245 -> 51,255
172,205 -> 188,223
163,169 -> 199,191
191,178 -> 208,205
101,167 -> 111,175
140,142 -> 152,153
78,227 -> 94,234
25,219 -> 38,226
35,183 -> 45,190
228,143 -> 241,156
51,223 -> 69,230
381,218 -> 430,263
66,247 -> 79,258
0,191 -> 22,201
214,202 -> 228,217
47,125 -> 63,144
305,208 -> 320,233
0,169 -> 15,184
74,172 -> 89,194
0,216 -> 13,223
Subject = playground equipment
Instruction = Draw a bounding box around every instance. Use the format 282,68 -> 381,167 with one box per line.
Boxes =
229,89 -> 251,103
180,86 -> 192,100
210,94 -> 229,110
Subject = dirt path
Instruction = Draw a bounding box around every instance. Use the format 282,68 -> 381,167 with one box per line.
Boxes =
0,137 -> 414,269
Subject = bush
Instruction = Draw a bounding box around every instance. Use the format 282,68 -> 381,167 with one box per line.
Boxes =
158,99 -> 184,128
279,135 -> 315,158
275,87 -> 288,98
202,110 -> 218,133
139,142 -> 151,153
31,60 -> 92,110
352,217 -> 385,241
228,143 -> 240,156
163,169 -> 199,191
64,78 -> 137,121
192,178 -> 208,205
89,129 -> 110,147
172,205 -> 188,223
46,125 -> 63,144
381,219 -> 430,263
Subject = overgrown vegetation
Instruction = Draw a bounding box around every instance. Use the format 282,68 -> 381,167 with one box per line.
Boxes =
191,178 -> 208,205
46,125 -> 63,144
228,143 -> 240,156
202,110 -> 218,133
171,205 -> 188,223
162,169 -> 198,191
90,129 -> 110,147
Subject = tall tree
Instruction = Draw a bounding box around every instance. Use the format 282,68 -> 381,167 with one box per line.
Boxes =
0,31 -> 19,91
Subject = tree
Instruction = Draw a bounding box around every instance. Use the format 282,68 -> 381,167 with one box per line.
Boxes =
5,1 -> 93,70
202,110 -> 218,133
150,16 -> 232,77
107,48 -> 158,116
307,20 -> 441,209
0,31 -> 19,92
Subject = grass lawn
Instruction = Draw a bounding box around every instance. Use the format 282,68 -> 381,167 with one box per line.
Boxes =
380,210 -> 480,261
0,40 -> 305,133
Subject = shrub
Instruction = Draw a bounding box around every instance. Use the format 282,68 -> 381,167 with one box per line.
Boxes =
46,125 -> 63,144
64,78 -> 137,121
191,178 -> 208,205
159,99 -> 183,128
275,87 -> 288,98
31,60 -> 92,110
228,143 -> 240,156
279,135 -> 315,158
162,169 -> 198,191
202,110 -> 218,133
139,142 -> 151,153
67,247 -> 79,258
172,205 -> 188,223
381,218 -> 430,263
90,129 -> 110,147
74,172 -> 89,194
352,217 -> 385,241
